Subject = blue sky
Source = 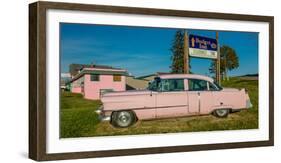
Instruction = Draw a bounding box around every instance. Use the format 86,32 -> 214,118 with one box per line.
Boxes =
60,23 -> 258,77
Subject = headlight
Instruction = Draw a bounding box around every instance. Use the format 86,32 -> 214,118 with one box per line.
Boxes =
95,106 -> 104,114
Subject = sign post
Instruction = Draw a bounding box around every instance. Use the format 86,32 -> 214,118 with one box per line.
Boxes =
216,32 -> 221,85
184,30 -> 189,74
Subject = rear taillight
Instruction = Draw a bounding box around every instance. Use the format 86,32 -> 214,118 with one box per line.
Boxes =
246,99 -> 253,108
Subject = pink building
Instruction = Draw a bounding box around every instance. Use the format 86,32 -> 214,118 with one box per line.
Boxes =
70,66 -> 128,100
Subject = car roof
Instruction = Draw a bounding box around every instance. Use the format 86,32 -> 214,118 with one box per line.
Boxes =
158,74 -> 214,83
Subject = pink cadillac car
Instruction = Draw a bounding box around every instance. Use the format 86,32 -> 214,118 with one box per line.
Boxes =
96,74 -> 252,128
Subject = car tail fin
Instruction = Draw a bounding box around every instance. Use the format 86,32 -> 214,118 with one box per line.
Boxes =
239,88 -> 248,93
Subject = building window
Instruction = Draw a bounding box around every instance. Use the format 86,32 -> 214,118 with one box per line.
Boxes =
90,74 -> 100,81
113,75 -> 122,82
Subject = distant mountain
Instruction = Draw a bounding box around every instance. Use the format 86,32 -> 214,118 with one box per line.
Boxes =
238,73 -> 258,77
233,73 -> 258,81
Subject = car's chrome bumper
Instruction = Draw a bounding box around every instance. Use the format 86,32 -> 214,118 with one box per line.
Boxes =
95,106 -> 111,121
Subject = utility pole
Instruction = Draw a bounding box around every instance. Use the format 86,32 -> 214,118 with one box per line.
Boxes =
224,53 -> 228,81
184,30 -> 190,74
216,32 -> 221,85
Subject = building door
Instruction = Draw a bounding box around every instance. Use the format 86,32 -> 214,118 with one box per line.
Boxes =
81,82 -> 84,94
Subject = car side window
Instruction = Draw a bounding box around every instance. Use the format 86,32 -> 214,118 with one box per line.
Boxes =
188,79 -> 208,91
209,82 -> 218,91
160,79 -> 184,92
148,80 -> 158,91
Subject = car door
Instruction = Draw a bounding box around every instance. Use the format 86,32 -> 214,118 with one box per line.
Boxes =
187,79 -> 214,114
156,79 -> 188,118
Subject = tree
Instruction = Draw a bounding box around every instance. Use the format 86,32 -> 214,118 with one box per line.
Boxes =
209,45 -> 239,80
170,30 -> 191,73
170,30 -> 184,73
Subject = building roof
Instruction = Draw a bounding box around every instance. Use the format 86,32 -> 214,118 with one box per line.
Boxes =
136,72 -> 171,80
69,63 -> 124,77
71,67 -> 128,82
126,76 -> 149,90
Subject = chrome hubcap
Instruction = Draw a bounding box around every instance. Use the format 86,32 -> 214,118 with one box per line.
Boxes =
117,112 -> 131,127
120,115 -> 128,122
216,110 -> 227,116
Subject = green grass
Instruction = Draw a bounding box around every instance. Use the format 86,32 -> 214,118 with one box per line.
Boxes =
60,77 -> 258,138
60,93 -> 102,138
